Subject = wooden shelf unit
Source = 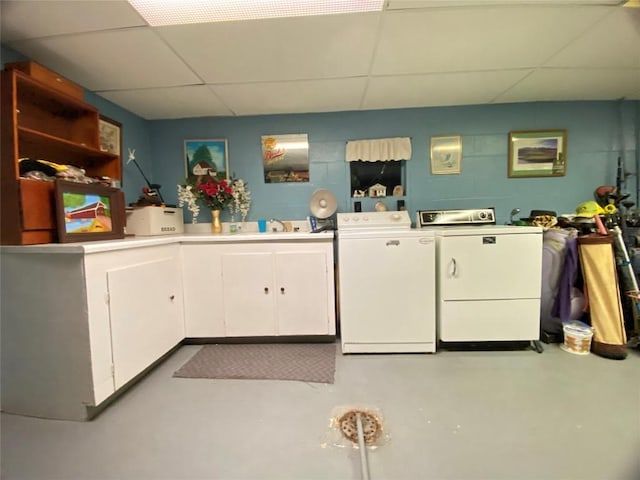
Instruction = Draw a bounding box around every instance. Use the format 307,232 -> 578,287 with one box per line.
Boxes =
1,65 -> 122,245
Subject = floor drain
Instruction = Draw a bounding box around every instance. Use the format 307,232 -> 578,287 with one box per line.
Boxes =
338,409 -> 382,445
328,407 -> 386,480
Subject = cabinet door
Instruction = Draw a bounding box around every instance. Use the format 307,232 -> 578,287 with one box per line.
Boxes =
439,233 -> 542,300
221,252 -> 276,336
107,256 -> 184,389
275,251 -> 330,335
181,245 -> 225,337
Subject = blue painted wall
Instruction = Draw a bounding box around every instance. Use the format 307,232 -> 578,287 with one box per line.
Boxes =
4,45 -> 638,225
152,101 -> 639,224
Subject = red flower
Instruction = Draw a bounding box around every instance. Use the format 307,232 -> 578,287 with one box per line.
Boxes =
193,176 -> 234,210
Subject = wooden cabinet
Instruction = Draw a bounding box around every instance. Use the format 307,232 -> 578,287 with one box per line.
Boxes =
1,63 -> 121,245
0,243 -> 184,421
182,240 -> 336,338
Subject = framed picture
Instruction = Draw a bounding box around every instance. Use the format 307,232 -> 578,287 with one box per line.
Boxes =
55,180 -> 125,243
98,115 -> 122,156
262,134 -> 310,183
430,135 -> 462,175
184,139 -> 229,183
508,129 -> 567,178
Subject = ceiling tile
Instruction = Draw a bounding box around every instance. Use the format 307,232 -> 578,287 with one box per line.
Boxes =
545,8 -> 640,68
211,78 -> 368,115
494,68 -> 640,102
156,12 -> 380,83
372,6 -> 611,75
363,70 -> 533,109
97,85 -> 234,120
0,0 -> 144,42
7,28 -> 201,91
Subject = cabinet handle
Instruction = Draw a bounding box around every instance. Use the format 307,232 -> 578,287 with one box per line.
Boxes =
450,258 -> 457,277
169,294 -> 175,301
280,287 -> 285,294
264,287 -> 269,294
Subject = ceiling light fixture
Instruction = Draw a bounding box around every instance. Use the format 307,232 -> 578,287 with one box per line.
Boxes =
127,0 -> 385,26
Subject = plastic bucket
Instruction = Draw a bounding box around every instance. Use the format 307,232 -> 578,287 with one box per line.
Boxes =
561,321 -> 594,355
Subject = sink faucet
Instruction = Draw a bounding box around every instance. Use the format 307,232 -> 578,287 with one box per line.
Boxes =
269,218 -> 285,232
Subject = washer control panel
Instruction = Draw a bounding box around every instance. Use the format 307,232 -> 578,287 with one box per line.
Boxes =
417,208 -> 495,227
337,210 -> 411,230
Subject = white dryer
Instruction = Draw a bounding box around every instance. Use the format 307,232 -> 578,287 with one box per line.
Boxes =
337,210 -> 436,353
417,209 -> 543,347
435,224 -> 543,342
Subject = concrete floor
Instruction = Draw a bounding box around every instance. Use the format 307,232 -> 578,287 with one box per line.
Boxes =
1,342 -> 639,480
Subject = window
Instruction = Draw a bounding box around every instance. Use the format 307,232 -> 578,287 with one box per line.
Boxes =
349,160 -> 403,197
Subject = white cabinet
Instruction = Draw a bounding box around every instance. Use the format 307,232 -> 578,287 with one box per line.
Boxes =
181,244 -> 226,337
221,245 -> 334,336
222,251 -> 277,336
0,243 -> 184,420
182,240 -> 336,338
1,234 -> 333,421
103,255 -> 184,389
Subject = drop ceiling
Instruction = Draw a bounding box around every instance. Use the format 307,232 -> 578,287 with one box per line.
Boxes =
1,0 -> 639,120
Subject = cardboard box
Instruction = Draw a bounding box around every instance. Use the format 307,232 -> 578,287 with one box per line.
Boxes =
125,207 -> 184,236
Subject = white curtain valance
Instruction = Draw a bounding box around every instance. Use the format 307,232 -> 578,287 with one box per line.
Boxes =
345,137 -> 412,162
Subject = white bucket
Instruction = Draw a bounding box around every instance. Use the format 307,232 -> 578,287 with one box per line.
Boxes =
561,321 -> 594,355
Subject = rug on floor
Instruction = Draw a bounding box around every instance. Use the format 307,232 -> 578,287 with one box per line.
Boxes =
173,343 -> 337,384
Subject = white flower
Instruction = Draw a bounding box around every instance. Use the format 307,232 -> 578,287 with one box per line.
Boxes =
177,184 -> 200,224
228,178 -> 252,222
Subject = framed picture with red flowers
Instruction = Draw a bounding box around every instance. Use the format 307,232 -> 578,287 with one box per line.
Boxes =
184,139 -> 229,185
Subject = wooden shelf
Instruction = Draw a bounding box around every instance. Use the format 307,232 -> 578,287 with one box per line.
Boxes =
18,126 -> 119,163
1,64 -> 123,245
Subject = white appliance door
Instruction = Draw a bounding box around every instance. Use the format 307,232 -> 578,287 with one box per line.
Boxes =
338,231 -> 435,346
439,232 -> 542,300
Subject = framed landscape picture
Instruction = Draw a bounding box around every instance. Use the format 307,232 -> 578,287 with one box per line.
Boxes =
55,180 -> 125,243
508,130 -> 567,178
184,139 -> 229,184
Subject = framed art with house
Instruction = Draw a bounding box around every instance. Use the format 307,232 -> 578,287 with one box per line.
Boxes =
55,180 -> 125,243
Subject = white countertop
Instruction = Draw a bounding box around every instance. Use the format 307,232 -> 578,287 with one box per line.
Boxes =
0,231 -> 335,254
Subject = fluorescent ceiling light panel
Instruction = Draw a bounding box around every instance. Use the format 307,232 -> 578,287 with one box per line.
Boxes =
128,0 -> 385,26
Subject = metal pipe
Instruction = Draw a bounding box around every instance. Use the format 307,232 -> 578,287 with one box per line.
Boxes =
356,413 -> 370,480
269,218 -> 285,232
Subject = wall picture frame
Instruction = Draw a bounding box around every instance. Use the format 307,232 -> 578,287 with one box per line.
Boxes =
508,129 -> 567,178
184,138 -> 229,183
98,115 -> 122,156
55,180 -> 125,243
430,135 -> 462,175
261,133 -> 310,183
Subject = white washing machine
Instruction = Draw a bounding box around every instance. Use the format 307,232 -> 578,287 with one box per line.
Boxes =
337,210 -> 436,353
417,209 -> 543,347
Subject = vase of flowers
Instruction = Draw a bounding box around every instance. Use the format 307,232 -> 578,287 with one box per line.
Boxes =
178,175 -> 250,234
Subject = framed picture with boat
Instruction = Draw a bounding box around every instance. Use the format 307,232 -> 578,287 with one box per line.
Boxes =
55,180 -> 125,243
508,129 -> 567,178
